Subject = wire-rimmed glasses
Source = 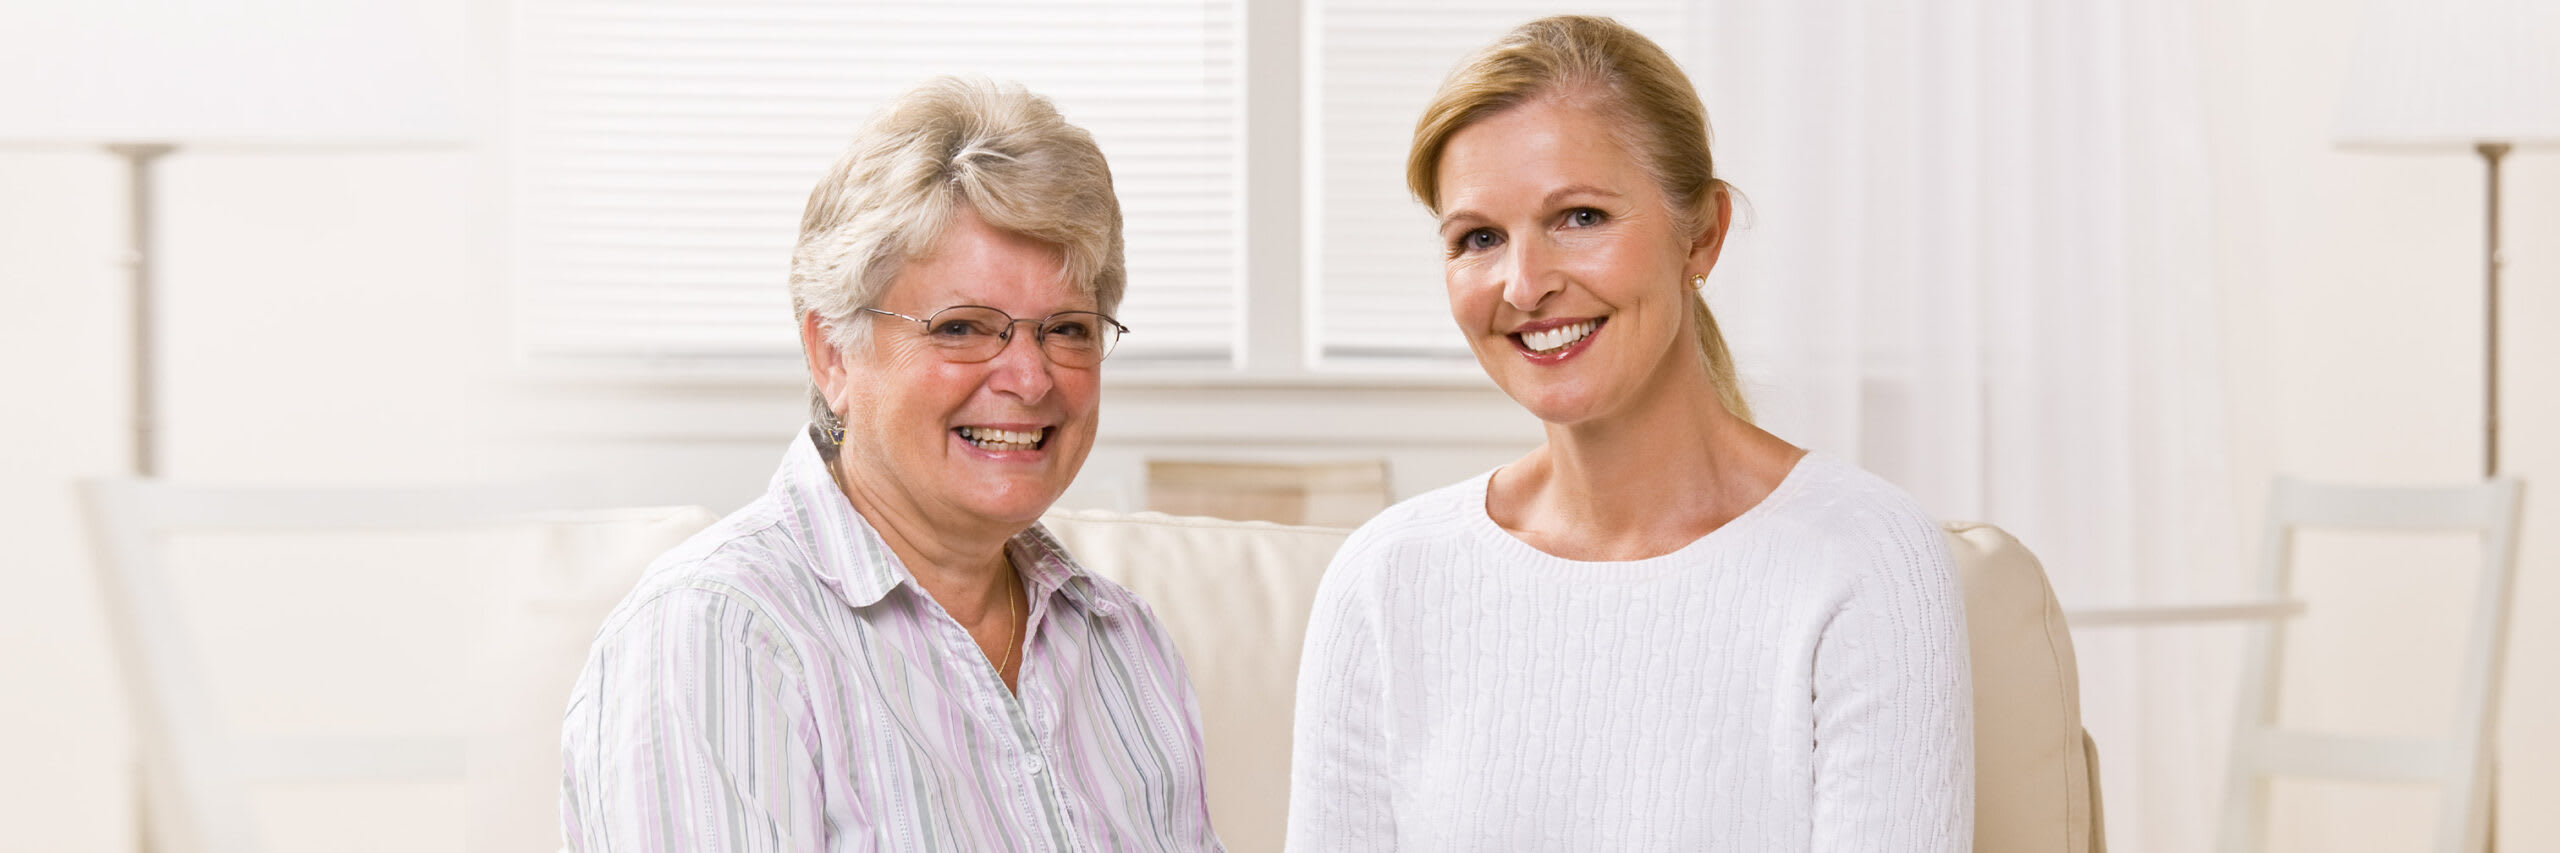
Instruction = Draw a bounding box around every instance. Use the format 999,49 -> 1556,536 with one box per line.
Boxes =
858,305 -> 1129,367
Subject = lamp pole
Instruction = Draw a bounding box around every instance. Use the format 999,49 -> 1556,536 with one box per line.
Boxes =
106,142 -> 174,478
2479,141 -> 2507,478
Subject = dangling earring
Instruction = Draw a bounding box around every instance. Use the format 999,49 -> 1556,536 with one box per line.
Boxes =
815,406 -> 846,446
1690,274 -> 1708,289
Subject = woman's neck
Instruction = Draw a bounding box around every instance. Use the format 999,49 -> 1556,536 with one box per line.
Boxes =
828,452 -> 1017,622
1492,377 -> 1803,562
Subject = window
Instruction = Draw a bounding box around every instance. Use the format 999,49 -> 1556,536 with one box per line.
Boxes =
511,0 -> 1681,376
514,0 -> 1241,367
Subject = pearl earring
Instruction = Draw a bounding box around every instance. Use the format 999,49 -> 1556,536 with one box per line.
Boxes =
1690,274 -> 1708,288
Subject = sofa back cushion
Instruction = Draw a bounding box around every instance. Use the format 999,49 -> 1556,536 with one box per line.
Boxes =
1945,522 -> 2097,853
1039,509 -> 1351,853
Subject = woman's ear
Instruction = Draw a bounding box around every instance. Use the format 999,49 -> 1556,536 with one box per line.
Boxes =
1688,188 -> 1735,271
802,310 -> 853,415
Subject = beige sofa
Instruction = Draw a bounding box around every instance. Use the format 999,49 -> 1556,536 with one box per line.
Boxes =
477,508 -> 2102,853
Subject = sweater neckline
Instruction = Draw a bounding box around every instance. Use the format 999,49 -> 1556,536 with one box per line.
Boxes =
1462,452 -> 1823,574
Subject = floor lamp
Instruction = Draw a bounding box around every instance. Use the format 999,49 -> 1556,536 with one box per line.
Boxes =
0,0 -> 467,478
2334,0 -> 2560,478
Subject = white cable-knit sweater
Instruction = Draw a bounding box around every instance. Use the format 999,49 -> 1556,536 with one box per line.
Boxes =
1285,454 -> 1973,852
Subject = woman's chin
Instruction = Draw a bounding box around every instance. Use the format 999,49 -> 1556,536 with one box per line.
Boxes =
1478,347 -> 1609,422
1486,373 -> 1605,426
949,477 -> 1067,525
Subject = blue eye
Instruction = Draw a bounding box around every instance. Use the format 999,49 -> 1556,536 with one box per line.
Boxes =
1454,228 -> 1501,254
1564,208 -> 1605,228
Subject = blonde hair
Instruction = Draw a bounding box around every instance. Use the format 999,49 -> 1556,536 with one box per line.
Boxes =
1406,15 -> 1749,421
791,77 -> 1126,432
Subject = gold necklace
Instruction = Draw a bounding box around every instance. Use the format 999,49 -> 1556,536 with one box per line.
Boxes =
997,567 -> 1020,683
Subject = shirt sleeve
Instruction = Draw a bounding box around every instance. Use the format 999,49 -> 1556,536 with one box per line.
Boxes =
561,583 -> 827,853
1285,543 -> 1397,852
1809,516 -> 1975,852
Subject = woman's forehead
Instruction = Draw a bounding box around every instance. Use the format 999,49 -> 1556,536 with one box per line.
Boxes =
1440,104 -> 1651,211
878,266 -> 1095,314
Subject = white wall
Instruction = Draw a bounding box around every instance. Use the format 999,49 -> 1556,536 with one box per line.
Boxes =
5,0 -> 2555,851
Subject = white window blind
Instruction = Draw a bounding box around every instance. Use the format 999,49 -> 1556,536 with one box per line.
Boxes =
514,0 -> 1242,367
1311,2 -> 1687,365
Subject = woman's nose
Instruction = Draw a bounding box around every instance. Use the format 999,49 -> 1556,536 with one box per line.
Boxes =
1502,239 -> 1561,311
983,329 -> 1055,401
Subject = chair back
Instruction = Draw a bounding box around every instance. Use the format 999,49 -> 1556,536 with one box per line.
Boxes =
2216,477 -> 2523,853
78,478 -> 707,853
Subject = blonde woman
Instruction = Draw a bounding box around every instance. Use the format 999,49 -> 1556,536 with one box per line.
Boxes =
1288,17 -> 1970,851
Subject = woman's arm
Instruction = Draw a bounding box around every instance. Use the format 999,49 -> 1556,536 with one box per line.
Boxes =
561,584 -> 825,852
1285,547 -> 1396,852
1809,518 -> 1974,852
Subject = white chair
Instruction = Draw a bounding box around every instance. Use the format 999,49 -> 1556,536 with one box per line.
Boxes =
76,478 -> 704,853
2216,477 -> 2524,853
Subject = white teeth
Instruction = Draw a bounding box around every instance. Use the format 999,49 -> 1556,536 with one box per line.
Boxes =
958,426 -> 1045,450
1521,320 -> 1596,353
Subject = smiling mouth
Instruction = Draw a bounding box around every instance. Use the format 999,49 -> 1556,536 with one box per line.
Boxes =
956,426 -> 1049,452
1513,319 -> 1602,355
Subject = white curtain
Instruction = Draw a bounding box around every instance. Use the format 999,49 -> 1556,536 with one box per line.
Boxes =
1681,2 -> 2236,850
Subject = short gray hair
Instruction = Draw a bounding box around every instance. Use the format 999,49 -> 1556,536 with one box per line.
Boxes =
792,77 -> 1126,434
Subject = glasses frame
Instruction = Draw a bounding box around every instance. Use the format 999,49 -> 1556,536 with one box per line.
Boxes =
857,304 -> 1130,366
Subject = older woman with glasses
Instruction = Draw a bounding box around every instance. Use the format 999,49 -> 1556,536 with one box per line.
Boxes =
561,77 -> 1223,852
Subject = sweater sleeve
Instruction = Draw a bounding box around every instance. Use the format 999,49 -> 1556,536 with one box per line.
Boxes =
1285,540 -> 1397,852
1808,512 -> 1974,852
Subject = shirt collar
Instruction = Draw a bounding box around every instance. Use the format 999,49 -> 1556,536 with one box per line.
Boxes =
774,426 -> 1114,617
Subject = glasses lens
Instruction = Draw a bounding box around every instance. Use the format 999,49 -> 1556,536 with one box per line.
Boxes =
1038,312 -> 1121,367
921,306 -> 1011,362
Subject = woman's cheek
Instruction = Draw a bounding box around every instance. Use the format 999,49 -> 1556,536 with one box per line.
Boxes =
1444,262 -> 1494,314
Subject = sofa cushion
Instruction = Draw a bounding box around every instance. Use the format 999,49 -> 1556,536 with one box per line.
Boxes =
1946,522 -> 2096,853
1039,509 -> 1350,853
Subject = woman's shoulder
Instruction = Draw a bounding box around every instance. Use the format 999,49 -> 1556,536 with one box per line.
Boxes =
1332,472 -> 1493,563
1766,454 -> 1941,531
593,497 -> 815,649
1758,453 -> 1953,576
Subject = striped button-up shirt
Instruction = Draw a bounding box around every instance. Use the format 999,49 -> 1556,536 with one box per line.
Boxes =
561,429 -> 1223,852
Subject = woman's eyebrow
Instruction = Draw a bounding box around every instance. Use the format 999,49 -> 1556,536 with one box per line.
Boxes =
1436,209 -> 1488,233
1543,184 -> 1621,206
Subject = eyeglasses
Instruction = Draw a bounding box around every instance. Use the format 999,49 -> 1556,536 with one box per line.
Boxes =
858,305 -> 1129,367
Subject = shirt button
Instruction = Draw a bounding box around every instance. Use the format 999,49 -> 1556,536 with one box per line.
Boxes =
1021,754 -> 1045,775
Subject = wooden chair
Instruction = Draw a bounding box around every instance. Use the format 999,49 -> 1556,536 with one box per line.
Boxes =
2216,477 -> 2524,853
